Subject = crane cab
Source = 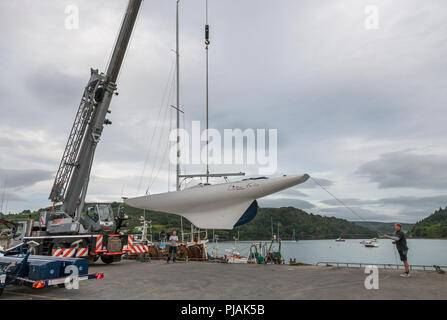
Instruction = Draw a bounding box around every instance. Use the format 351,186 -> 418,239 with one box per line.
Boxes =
83,204 -> 116,233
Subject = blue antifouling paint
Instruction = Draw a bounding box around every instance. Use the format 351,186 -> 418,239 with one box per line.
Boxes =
233,200 -> 259,228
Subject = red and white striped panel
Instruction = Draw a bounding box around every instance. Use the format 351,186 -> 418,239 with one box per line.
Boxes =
131,245 -> 149,254
76,248 -> 89,257
95,235 -> 104,251
127,235 -> 149,254
52,248 -> 76,258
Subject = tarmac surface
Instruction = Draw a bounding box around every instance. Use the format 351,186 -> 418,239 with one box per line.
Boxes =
2,259 -> 447,300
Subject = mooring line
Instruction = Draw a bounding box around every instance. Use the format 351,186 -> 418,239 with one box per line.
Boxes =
310,176 -> 382,234
310,176 -> 400,265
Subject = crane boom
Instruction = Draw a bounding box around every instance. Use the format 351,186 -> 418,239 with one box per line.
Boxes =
49,0 -> 143,219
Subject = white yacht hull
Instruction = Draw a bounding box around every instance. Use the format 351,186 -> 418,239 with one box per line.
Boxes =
126,174 -> 310,230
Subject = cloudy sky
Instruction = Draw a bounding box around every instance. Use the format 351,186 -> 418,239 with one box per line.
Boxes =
1,0 -> 447,223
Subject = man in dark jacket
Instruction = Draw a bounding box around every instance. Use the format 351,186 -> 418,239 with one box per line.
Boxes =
385,223 -> 410,277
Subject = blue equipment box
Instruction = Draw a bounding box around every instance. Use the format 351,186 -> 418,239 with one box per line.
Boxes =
0,256 -> 62,280
27,260 -> 62,280
13,255 -> 89,276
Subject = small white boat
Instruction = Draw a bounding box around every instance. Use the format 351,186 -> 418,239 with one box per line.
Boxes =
364,241 -> 379,248
335,238 -> 346,242
361,238 -> 378,246
225,248 -> 248,264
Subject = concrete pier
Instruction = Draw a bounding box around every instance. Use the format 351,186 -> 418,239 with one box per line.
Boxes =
2,260 -> 447,300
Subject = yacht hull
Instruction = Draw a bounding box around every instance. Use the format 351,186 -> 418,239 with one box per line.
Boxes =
125,174 -> 310,229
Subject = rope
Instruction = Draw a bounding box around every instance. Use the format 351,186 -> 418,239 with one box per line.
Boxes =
310,176 -> 401,265
309,176 -> 382,235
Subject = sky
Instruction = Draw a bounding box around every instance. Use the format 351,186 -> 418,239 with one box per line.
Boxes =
1,0 -> 447,223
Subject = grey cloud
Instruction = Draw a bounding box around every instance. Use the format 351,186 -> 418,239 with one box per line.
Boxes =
299,178 -> 333,189
275,188 -> 308,197
318,194 -> 447,223
258,198 -> 315,209
320,198 -> 379,206
357,151 -> 447,190
0,191 -> 25,203
26,70 -> 84,109
381,194 -> 447,208
1,0 -> 447,216
0,169 -> 53,189
318,207 -> 393,222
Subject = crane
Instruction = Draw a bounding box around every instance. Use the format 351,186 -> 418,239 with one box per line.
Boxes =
17,0 -> 144,264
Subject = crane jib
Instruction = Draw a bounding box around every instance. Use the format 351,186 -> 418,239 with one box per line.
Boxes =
49,0 -> 143,219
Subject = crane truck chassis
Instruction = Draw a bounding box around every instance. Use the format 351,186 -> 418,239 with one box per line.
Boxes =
16,0 -> 144,264
20,207 -> 128,264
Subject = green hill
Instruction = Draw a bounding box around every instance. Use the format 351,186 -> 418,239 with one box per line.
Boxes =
411,207 -> 447,238
114,204 -> 377,240
2,204 -> 377,240
352,221 -> 414,235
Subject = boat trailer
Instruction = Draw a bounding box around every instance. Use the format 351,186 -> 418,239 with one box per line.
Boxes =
0,244 -> 103,297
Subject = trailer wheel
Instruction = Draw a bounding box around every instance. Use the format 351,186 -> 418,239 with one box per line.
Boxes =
100,255 -> 114,264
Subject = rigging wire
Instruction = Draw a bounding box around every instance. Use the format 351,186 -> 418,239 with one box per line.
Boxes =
168,105 -> 173,192
147,112 -> 174,193
181,81 -> 187,181
146,72 -> 177,194
136,57 -> 176,195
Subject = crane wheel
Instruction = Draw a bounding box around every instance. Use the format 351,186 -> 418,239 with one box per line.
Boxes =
100,255 -> 114,264
89,255 -> 100,264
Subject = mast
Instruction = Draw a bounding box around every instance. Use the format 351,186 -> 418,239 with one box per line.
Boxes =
176,0 -> 181,192
175,0 -> 185,243
178,0 -> 244,184
205,0 -> 210,184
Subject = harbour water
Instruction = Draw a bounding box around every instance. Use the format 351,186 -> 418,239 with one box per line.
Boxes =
207,239 -> 447,267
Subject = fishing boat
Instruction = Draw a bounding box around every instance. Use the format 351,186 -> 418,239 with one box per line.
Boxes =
335,238 -> 346,242
225,248 -> 248,264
